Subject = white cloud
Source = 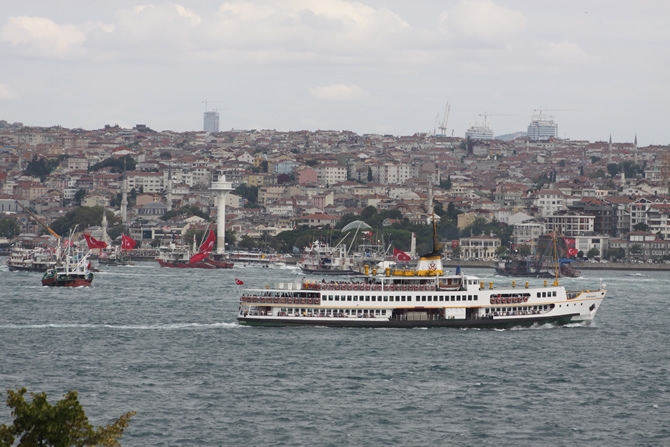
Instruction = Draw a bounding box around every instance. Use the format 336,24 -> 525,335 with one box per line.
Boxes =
0,16 -> 87,58
308,84 -> 369,101
439,0 -> 525,46
0,83 -> 18,100
205,0 -> 411,61
542,41 -> 591,65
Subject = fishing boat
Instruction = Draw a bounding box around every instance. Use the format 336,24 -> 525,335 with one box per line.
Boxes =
496,233 -> 581,278
237,221 -> 605,328
298,240 -> 356,275
99,234 -> 136,266
155,229 -> 233,269
41,244 -> 94,287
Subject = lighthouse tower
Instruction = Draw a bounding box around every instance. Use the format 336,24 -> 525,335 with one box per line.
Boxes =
209,174 -> 234,254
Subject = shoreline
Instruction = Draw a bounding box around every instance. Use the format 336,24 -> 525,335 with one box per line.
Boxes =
442,260 -> 670,271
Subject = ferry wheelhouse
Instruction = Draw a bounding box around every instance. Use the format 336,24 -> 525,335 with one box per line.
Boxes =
237,250 -> 606,329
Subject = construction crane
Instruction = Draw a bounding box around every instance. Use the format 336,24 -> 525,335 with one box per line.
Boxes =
478,112 -> 512,127
15,201 -> 60,239
202,100 -> 225,112
438,101 -> 451,136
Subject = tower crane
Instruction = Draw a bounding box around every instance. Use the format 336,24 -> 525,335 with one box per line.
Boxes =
202,100 -> 225,112
438,101 -> 451,136
478,112 -> 512,127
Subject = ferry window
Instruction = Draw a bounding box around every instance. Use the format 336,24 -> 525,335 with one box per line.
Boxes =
474,295 -> 478,301
439,296 -> 444,302
395,296 -> 400,302
347,296 -> 352,301
542,292 -> 546,298
456,296 -> 460,301
353,296 -> 358,301
468,295 -> 473,301
371,296 -> 376,301
427,296 -> 432,302
401,296 -> 406,302
451,296 -> 455,302
375,309 -> 381,314
328,295 -> 333,301
365,296 -> 370,302
537,293 -> 541,298
552,291 -> 557,297
382,310 -> 387,315
383,296 -> 388,302
421,296 -> 426,302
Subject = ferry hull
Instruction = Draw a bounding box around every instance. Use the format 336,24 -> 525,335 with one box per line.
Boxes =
237,313 -> 582,329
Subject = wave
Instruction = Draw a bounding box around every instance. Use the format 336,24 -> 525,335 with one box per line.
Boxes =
0,322 -> 241,330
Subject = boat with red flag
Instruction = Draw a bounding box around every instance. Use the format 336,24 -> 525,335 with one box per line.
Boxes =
155,228 -> 233,269
42,235 -> 95,287
99,234 -> 136,266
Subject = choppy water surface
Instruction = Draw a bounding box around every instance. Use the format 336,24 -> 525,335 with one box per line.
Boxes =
1,262 -> 669,446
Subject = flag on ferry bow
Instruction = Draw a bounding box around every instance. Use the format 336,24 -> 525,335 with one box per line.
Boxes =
198,229 -> 216,253
235,278 -> 244,285
121,233 -> 137,250
83,233 -> 107,249
393,247 -> 411,262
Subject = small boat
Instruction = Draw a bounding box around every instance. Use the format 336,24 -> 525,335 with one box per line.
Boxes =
41,244 -> 94,287
298,240 -> 356,275
227,250 -> 284,268
6,245 -> 57,272
156,229 -> 233,269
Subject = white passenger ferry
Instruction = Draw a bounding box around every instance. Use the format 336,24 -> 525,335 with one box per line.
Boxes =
237,248 -> 607,329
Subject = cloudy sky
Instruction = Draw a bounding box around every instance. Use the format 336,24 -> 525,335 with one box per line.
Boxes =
1,0 -> 668,145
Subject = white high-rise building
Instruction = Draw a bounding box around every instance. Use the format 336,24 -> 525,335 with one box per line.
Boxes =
527,113 -> 558,140
204,111 -> 219,132
464,123 -> 494,140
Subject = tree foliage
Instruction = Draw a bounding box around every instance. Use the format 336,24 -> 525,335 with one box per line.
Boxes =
0,219 -> 21,238
24,156 -> 59,181
0,387 -> 135,447
48,207 -> 115,237
74,189 -> 87,205
89,155 -> 136,173
633,222 -> 649,231
234,184 -> 258,205
160,206 -> 210,222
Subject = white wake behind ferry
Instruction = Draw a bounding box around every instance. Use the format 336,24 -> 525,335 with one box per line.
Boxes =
237,247 -> 606,329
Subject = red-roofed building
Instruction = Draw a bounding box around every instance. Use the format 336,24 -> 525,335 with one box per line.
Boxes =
296,213 -> 339,228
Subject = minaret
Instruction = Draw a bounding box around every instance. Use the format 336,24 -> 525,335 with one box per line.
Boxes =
427,186 -> 434,215
101,211 -> 109,245
166,168 -> 173,210
209,174 -> 234,254
634,134 -> 638,165
608,134 -> 612,164
121,162 -> 128,225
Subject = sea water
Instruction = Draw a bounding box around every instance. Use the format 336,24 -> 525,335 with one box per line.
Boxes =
1,262 -> 669,446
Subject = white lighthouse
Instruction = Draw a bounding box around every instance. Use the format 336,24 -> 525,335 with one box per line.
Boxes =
209,174 -> 234,254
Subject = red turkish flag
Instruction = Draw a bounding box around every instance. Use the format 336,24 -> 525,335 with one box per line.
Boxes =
121,234 -> 137,250
235,278 -> 244,285
83,233 -> 107,249
393,247 -> 411,262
